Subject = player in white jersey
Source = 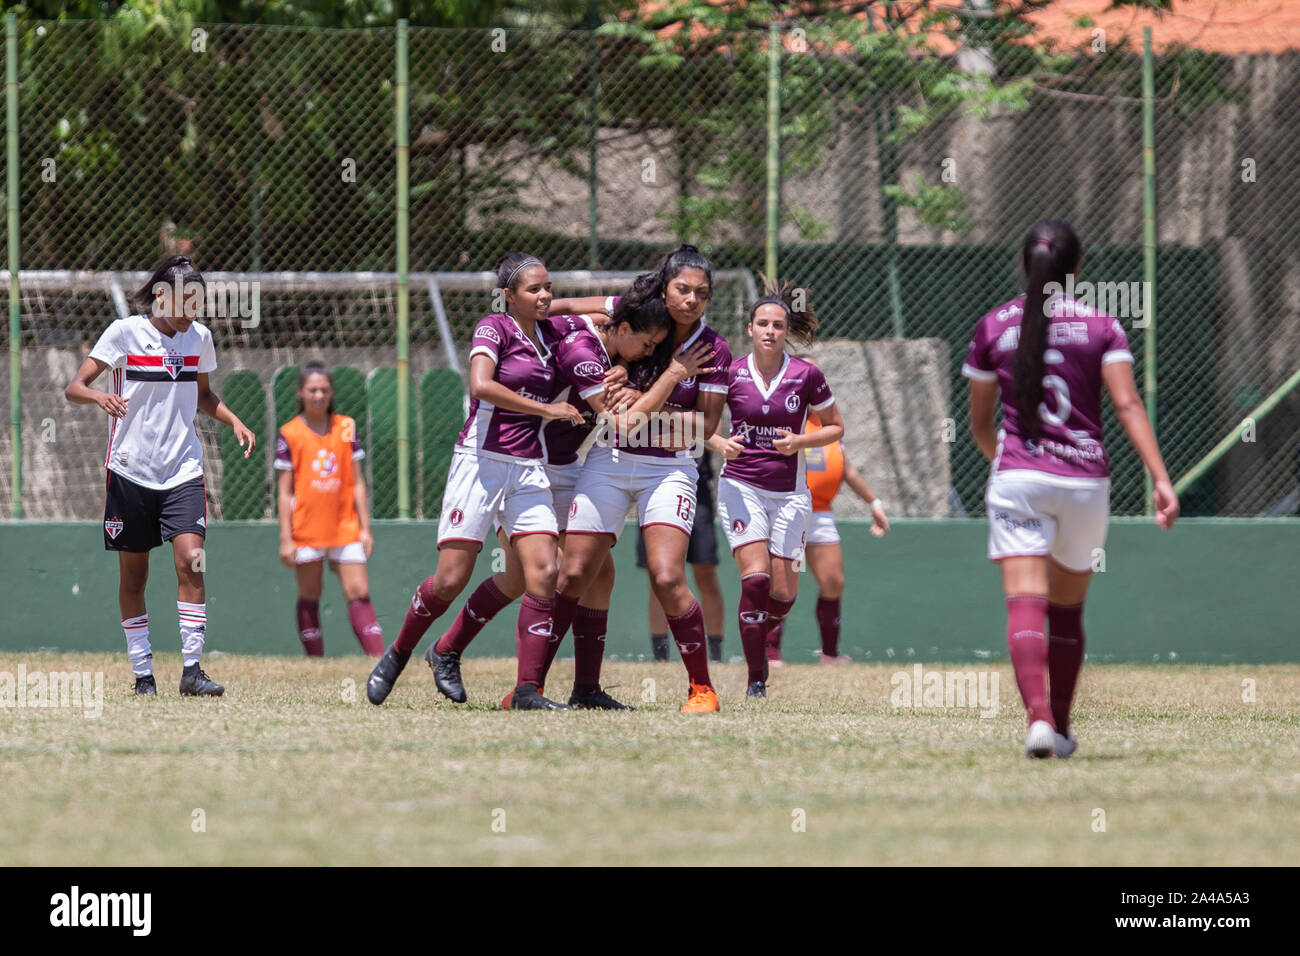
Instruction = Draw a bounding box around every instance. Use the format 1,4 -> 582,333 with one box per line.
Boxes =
64,255 -> 257,697
714,282 -> 845,697
964,219 -> 1179,758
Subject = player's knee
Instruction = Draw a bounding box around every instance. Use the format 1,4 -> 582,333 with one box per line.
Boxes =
648,564 -> 686,596
822,574 -> 845,598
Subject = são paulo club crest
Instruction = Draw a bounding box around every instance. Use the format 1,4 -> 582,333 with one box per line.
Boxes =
785,392 -> 801,412
105,516 -> 124,539
163,350 -> 184,380
449,508 -> 464,527
732,518 -> 746,534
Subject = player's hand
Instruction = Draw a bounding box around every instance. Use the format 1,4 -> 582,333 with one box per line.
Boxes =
233,420 -> 257,458
773,427 -> 800,456
603,365 -> 628,389
360,529 -> 374,559
95,391 -> 128,419
718,436 -> 745,461
543,401 -> 585,425
279,539 -> 297,568
870,501 -> 890,537
1153,479 -> 1179,530
604,385 -> 641,414
670,342 -> 715,381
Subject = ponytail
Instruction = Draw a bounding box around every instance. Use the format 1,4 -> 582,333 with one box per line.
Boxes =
1013,219 -> 1081,434
748,275 -> 818,348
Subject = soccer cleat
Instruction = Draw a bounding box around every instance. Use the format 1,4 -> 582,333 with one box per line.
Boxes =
707,636 -> 723,663
366,645 -> 411,705
746,680 -> 767,698
509,684 -> 568,711
179,663 -> 224,697
500,684 -> 544,710
425,645 -> 467,703
568,688 -> 634,710
680,681 -> 720,714
651,635 -> 670,662
133,675 -> 157,696
818,653 -> 852,665
1054,730 -> 1078,759
1024,720 -> 1056,759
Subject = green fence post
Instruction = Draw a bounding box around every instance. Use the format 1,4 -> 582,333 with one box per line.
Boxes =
765,23 -> 780,282
1141,26 -> 1158,517
587,0 -> 599,270
7,13 -> 21,518
395,18 -> 411,519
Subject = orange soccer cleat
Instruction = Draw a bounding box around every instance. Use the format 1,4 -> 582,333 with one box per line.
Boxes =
500,685 -> 544,709
680,681 -> 720,714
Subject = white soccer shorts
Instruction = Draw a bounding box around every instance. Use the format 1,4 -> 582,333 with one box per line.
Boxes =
804,510 -> 841,546
985,469 -> 1110,573
437,450 -> 557,547
565,447 -> 699,540
717,475 -> 811,560
294,541 -> 367,564
547,461 -> 582,534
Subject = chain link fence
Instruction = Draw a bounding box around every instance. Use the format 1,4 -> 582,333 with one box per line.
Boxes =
2,16 -> 1297,521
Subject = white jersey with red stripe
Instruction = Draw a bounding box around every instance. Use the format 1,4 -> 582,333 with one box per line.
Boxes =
89,314 -> 218,490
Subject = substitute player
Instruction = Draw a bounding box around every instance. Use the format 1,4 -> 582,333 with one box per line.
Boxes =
765,408 -> 889,665
366,252 -> 584,711
545,244 -> 731,713
714,282 -> 844,698
275,362 -> 383,658
64,254 -> 256,696
963,218 -> 1178,758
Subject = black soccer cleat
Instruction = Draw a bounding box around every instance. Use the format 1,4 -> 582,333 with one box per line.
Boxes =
133,675 -> 157,696
707,636 -> 724,663
746,680 -> 767,699
651,635 -> 670,662
568,687 -> 634,711
367,645 -> 411,705
425,645 -> 467,703
509,684 -> 568,711
179,663 -> 224,697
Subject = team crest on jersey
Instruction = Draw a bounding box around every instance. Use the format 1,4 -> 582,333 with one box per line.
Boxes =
163,350 -> 185,379
785,393 -> 801,412
761,404 -> 770,414
104,517 -> 124,539
732,518 -> 746,534
476,325 -> 502,345
449,508 -> 464,528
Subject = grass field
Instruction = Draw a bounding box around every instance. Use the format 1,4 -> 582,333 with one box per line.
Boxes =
2,652 -> 1297,866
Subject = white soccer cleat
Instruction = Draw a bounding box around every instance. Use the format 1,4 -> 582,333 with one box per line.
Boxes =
1024,720 -> 1056,759
1054,730 -> 1078,759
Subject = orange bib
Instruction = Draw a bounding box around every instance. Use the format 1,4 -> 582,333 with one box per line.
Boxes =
280,414 -> 362,548
804,415 -> 844,512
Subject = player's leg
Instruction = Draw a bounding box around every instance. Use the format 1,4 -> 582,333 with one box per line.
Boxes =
508,530 -> 565,710
643,525 -> 716,712
687,476 -> 725,663
118,551 -> 153,693
805,542 -> 848,662
108,472 -> 160,695
171,530 -> 222,696
640,531 -> 670,662
334,547 -> 383,657
763,493 -> 809,681
568,550 -> 630,709
294,557 -> 326,656
733,541 -> 773,693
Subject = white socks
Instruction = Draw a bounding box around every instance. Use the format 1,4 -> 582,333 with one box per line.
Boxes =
177,601 -> 206,666
123,614 -> 152,676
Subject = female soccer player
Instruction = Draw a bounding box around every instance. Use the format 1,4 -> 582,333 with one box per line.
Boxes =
714,283 -> 844,698
365,252 -> 584,711
545,244 -> 731,713
765,408 -> 889,665
426,297 -> 713,709
963,218 -> 1179,758
64,254 -> 257,696
275,362 -> 383,658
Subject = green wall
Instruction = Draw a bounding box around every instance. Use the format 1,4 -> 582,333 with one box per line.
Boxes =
1,519 -> 1294,663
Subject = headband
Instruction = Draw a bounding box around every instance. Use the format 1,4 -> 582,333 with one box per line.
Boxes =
504,256 -> 543,288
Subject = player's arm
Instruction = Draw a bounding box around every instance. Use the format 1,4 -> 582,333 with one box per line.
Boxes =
65,356 -> 127,417
968,379 -> 999,462
469,353 -> 583,424
843,458 -> 889,537
197,373 -> 257,458
353,471 -> 374,558
775,402 -> 843,454
1103,360 -> 1179,530
549,296 -> 611,317
277,468 -> 296,567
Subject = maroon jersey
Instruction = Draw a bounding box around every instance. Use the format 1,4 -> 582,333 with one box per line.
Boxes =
721,354 -> 835,493
626,317 -> 732,461
458,313 -> 557,462
542,317 -> 610,466
962,294 -> 1133,479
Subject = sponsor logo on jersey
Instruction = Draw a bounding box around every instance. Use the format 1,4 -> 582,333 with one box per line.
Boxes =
105,517 -> 124,539
573,360 -> 605,379
311,449 -> 339,479
732,518 -> 746,534
680,376 -> 696,388
475,325 -> 502,345
449,508 -> 464,528
163,351 -> 185,379
785,393 -> 801,412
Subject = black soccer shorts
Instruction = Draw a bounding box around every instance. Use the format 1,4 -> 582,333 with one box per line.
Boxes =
103,471 -> 207,552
